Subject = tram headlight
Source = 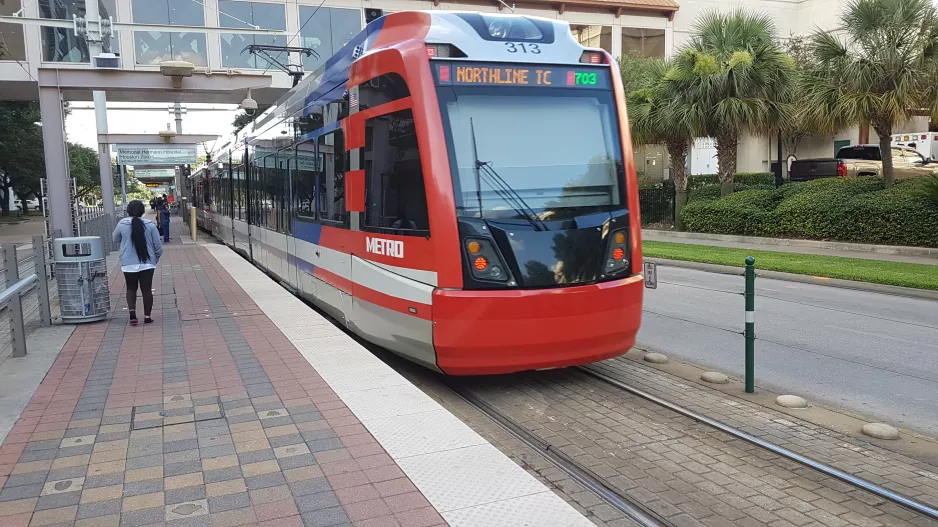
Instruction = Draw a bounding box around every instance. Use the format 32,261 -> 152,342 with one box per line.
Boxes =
487,20 -> 509,38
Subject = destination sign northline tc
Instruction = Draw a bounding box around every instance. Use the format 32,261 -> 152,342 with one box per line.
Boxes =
434,62 -> 610,90
455,66 -> 551,85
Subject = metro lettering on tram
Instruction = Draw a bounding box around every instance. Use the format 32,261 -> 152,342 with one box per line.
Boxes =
184,11 -> 644,375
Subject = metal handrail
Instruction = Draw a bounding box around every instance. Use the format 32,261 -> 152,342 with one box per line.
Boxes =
0,274 -> 39,305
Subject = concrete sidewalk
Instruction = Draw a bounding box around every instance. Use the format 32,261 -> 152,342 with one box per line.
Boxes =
643,229 -> 938,265
0,239 -> 445,526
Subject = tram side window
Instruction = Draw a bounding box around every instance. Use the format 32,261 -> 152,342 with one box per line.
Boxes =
318,130 -> 347,224
266,155 -> 280,231
278,158 -> 290,234
363,109 -> 429,236
234,165 -> 244,221
298,108 -> 324,138
295,141 -> 317,219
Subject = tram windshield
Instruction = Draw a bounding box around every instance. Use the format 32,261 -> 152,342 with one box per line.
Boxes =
437,83 -> 624,221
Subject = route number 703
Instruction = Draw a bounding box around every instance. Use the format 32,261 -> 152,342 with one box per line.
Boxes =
504,42 -> 541,54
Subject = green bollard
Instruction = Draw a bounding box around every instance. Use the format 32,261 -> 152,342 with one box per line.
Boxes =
745,256 -> 755,394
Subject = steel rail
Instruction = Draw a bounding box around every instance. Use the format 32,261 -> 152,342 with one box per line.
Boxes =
0,275 -> 38,305
578,366 -> 938,521
444,380 -> 670,527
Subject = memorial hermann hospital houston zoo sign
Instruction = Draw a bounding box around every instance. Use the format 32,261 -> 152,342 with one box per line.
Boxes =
116,145 -> 198,166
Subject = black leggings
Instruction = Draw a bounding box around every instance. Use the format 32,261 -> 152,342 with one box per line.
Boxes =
124,268 -> 155,317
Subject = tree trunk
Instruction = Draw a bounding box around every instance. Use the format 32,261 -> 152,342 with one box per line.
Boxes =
667,139 -> 690,231
874,123 -> 894,188
715,131 -> 738,196
0,182 -> 9,217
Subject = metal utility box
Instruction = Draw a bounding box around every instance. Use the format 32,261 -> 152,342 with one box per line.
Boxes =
54,236 -> 110,323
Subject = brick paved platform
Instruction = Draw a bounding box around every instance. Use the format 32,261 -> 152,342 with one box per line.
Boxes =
0,239 -> 446,526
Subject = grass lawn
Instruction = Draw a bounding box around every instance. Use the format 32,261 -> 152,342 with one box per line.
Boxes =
642,240 -> 938,291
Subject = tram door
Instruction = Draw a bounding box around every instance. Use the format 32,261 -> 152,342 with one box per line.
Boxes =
282,156 -> 300,291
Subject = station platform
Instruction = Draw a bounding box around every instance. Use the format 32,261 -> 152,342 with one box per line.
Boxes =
3,215 -> 938,527
0,218 -> 592,527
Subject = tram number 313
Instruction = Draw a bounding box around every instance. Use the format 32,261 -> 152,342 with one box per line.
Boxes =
504,42 -> 541,54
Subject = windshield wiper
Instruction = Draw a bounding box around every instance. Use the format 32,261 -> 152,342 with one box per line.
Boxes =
468,118 -> 547,231
469,118 -> 485,218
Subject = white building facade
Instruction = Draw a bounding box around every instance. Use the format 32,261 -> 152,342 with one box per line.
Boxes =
1,0 -> 926,175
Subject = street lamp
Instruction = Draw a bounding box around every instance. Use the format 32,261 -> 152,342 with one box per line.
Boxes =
159,61 -> 196,88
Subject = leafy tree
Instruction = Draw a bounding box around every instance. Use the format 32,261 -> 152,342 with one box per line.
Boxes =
781,34 -> 820,159
232,106 -> 271,133
669,10 -> 794,195
0,101 -> 132,214
623,56 -> 704,229
802,0 -> 938,187
0,102 -> 43,215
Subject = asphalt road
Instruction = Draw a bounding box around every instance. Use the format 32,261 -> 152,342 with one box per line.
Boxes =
638,265 -> 938,436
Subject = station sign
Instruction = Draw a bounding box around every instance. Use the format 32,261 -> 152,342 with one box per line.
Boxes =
145,183 -> 160,188
117,145 -> 197,166
134,168 -> 177,180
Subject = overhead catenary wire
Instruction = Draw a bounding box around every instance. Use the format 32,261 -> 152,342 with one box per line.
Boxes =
258,0 -> 328,80
0,33 -> 37,83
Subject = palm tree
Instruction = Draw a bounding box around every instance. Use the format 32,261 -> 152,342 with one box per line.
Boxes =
624,56 -> 703,229
802,0 -> 938,188
669,10 -> 794,195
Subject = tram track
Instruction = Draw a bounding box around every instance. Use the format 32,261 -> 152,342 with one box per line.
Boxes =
575,364 -> 938,522
443,378 -> 672,527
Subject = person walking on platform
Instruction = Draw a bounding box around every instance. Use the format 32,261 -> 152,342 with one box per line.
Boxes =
159,198 -> 171,243
112,200 -> 162,326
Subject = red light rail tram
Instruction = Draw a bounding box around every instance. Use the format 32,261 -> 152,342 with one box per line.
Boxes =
189,10 -> 645,375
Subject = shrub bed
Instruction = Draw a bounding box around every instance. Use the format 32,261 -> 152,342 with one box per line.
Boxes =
681,177 -> 938,247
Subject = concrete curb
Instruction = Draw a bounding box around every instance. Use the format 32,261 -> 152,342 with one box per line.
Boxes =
645,257 -> 938,301
643,229 -> 938,258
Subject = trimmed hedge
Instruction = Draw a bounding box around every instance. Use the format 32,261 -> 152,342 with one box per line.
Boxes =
687,172 -> 776,189
681,177 -> 938,247
641,172 -> 776,193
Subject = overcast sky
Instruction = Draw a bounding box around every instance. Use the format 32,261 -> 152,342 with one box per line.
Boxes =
65,103 -> 240,158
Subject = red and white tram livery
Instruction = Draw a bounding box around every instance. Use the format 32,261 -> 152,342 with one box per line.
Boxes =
195,11 -> 644,375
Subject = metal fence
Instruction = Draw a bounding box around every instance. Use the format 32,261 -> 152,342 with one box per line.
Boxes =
0,237 -> 56,359
0,207 -> 124,360
638,187 -> 676,225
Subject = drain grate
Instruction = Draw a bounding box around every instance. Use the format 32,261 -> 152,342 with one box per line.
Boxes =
131,395 -> 226,430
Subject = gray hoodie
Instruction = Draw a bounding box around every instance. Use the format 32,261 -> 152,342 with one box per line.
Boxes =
111,217 -> 163,268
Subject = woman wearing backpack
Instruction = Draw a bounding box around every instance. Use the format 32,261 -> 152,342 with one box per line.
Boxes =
112,200 -> 163,325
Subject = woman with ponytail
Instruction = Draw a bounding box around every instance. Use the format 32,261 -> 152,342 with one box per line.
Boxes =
112,200 -> 163,325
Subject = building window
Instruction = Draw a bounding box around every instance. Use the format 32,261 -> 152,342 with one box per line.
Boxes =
219,0 -> 286,69
622,27 -> 665,58
132,0 -> 207,67
299,6 -> 361,71
363,109 -> 429,236
39,0 -> 119,62
570,25 -> 611,54
1,0 -> 27,61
